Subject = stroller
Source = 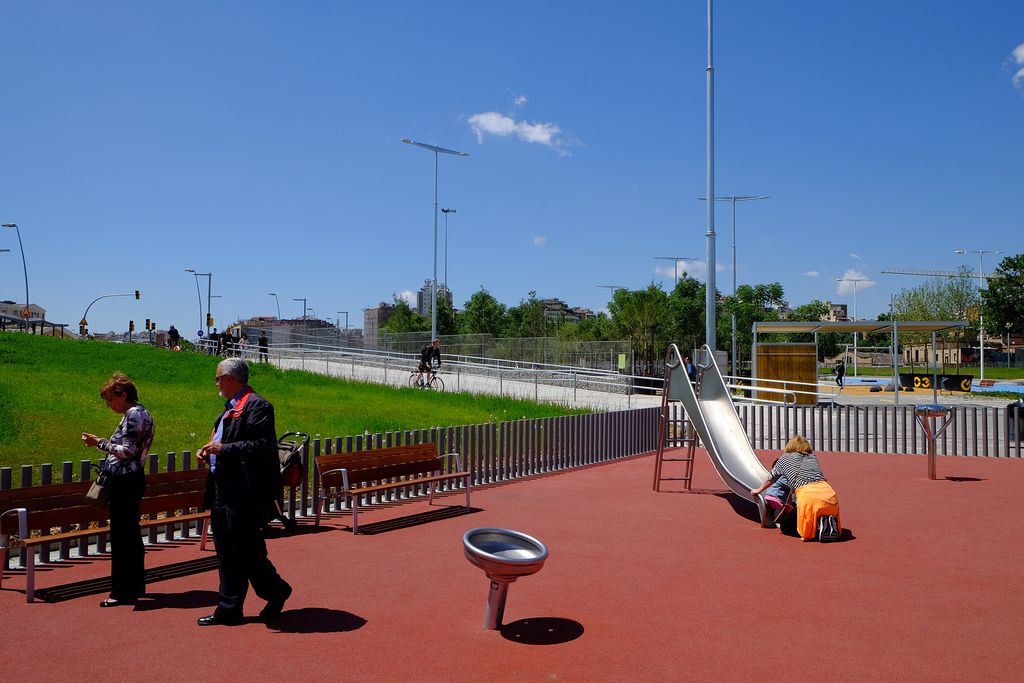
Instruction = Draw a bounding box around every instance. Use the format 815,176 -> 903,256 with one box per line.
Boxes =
269,431 -> 308,533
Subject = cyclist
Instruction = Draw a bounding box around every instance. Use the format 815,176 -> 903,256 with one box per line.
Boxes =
417,339 -> 442,387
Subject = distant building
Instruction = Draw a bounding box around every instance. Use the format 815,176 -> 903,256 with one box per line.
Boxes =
0,299 -> 45,322
363,302 -> 394,348
827,302 -> 849,322
416,279 -> 452,318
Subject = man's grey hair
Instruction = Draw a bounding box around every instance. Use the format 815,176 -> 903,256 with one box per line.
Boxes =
217,358 -> 249,384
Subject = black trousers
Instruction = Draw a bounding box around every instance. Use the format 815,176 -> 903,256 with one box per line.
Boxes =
108,468 -> 146,601
211,506 -> 290,616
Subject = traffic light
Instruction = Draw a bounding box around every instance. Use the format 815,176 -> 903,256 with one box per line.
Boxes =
134,290 -> 140,300
150,320 -> 156,331
129,320 -> 135,333
207,313 -> 214,327
79,323 -> 87,336
145,318 -> 151,331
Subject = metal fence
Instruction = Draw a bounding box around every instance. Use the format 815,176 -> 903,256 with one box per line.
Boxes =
2,408 -> 660,569
378,332 -> 634,372
666,402 -> 1024,458
4,402 -> 1021,571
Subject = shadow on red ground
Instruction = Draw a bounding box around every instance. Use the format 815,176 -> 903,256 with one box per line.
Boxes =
3,449 -> 1023,681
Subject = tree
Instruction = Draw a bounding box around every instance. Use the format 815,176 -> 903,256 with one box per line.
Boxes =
382,296 -> 429,333
608,284 -> 672,375
724,282 -> 785,364
434,294 -> 459,336
665,276 -> 706,354
559,313 -> 614,342
504,291 -> 548,338
892,267 -> 977,371
787,300 -> 840,360
982,253 -> 1024,335
460,288 -> 507,335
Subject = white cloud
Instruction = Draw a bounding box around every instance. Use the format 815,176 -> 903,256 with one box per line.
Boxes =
804,270 -> 820,277
513,94 -> 528,107
849,252 -> 862,260
657,260 -> 706,281
1013,43 -> 1024,89
532,236 -> 547,247
835,269 -> 877,297
399,290 -> 415,305
468,111 -> 566,152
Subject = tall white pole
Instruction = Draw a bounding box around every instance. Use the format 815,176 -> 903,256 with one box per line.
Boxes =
431,150 -> 439,340
956,248 -> 1001,382
2,224 -> 29,329
704,0 -> 717,352
401,138 -> 469,342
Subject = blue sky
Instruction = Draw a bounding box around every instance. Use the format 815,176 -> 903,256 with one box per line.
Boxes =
2,1 -> 1022,336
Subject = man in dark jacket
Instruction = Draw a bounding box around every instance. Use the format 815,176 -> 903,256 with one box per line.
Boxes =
416,338 -> 442,386
196,358 -> 291,625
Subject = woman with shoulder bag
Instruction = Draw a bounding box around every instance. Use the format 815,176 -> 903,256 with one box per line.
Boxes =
751,435 -> 842,542
82,372 -> 155,607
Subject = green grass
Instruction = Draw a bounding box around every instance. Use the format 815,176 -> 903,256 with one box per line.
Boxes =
0,333 -> 587,472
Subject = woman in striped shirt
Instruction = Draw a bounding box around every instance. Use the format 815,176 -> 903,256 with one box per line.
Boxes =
82,373 -> 155,605
751,435 -> 842,542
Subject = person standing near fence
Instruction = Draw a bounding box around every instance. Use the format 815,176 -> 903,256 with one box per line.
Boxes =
81,372 -> 155,607
196,358 -> 291,625
258,331 -> 269,363
835,358 -> 846,389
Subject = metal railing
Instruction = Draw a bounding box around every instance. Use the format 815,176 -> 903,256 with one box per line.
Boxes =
2,408 -> 661,570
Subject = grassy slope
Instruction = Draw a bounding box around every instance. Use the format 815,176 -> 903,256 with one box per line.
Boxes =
0,333 -> 586,471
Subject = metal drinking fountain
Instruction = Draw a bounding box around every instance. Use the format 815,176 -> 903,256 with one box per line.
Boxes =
462,528 -> 549,630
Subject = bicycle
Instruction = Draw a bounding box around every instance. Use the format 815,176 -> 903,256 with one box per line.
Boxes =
408,368 -> 445,391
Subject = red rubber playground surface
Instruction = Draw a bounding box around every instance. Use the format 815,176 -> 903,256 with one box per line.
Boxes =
2,449 -> 1023,681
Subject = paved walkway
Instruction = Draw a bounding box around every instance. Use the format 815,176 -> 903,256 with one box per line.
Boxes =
3,448 -> 1023,680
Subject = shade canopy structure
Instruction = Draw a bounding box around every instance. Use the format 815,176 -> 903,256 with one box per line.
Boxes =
752,320 -> 968,336
751,320 -> 969,405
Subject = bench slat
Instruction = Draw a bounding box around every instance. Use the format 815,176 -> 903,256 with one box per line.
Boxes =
350,471 -> 469,496
314,443 -> 470,533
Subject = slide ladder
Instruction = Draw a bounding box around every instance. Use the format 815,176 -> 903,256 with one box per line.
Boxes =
652,357 -> 697,491
656,343 -> 774,527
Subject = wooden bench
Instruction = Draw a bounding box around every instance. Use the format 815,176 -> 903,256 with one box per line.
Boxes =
0,468 -> 210,602
315,444 -> 470,534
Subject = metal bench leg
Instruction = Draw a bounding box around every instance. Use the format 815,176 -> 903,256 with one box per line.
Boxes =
25,547 -> 35,603
465,475 -> 472,511
428,479 -> 437,506
351,497 -> 359,534
200,518 -> 209,551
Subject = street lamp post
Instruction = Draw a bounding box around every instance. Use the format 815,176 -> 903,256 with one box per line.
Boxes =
698,195 -> 770,376
836,277 -> 868,377
293,297 -> 307,346
337,310 -> 349,345
401,137 -> 469,341
955,249 -> 1001,383
81,292 -> 140,337
268,292 -> 281,319
654,256 -> 698,288
441,208 -> 456,289
185,269 -> 212,337
2,223 -> 30,329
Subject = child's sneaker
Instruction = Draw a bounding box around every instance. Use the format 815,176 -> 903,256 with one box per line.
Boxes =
818,515 -> 839,543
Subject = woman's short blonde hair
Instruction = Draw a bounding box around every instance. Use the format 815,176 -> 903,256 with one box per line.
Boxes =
100,372 -> 138,403
783,434 -> 812,455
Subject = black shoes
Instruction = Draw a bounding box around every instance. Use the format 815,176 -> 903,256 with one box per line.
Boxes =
100,597 -> 137,608
197,612 -> 243,626
259,585 -> 293,619
817,515 -> 840,543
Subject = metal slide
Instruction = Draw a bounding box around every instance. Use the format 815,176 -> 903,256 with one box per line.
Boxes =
666,344 -> 773,526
